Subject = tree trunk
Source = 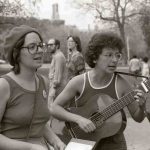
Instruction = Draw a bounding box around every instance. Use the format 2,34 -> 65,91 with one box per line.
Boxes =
118,24 -> 128,64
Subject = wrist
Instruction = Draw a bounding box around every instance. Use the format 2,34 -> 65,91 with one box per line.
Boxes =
74,115 -> 82,124
50,136 -> 61,146
53,80 -> 59,88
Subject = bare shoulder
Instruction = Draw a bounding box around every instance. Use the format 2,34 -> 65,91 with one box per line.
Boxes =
67,73 -> 85,91
116,74 -> 132,97
0,77 -> 10,91
0,77 -> 10,102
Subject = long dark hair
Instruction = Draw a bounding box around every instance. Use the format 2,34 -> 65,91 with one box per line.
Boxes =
67,35 -> 82,52
12,36 -> 25,74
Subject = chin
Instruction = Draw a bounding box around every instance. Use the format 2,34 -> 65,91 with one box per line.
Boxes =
33,63 -> 43,70
107,68 -> 116,73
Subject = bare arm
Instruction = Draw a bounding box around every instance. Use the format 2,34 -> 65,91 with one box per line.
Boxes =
50,76 -> 83,122
50,75 -> 96,133
44,124 -> 65,150
117,75 -> 145,122
0,78 -> 45,150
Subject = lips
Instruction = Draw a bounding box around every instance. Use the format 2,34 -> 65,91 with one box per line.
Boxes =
108,66 -> 116,69
34,56 -> 42,60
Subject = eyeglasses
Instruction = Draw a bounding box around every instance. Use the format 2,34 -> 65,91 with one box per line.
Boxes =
68,40 -> 75,43
21,42 -> 47,55
102,53 -> 122,61
47,43 -> 55,47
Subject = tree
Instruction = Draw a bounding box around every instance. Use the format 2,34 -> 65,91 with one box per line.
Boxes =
0,0 -> 42,18
0,0 -> 42,58
139,1 -> 150,56
0,0 -> 28,17
71,0 -> 145,61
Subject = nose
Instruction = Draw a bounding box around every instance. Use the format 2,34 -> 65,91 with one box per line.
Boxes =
37,46 -> 44,53
112,55 -> 118,62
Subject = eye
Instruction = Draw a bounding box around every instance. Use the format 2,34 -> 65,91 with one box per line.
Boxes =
38,42 -> 43,48
105,54 -> 112,57
116,53 -> 122,59
28,43 -> 37,50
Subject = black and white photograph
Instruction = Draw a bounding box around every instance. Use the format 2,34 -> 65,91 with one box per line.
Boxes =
0,0 -> 150,150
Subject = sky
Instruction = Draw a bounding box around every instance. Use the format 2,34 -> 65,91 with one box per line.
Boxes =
25,0 -> 95,30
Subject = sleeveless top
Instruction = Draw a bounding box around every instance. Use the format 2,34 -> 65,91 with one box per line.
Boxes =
75,72 -> 127,150
0,74 -> 50,140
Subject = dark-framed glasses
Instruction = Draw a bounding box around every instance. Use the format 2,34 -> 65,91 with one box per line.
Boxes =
47,43 -> 55,48
21,42 -> 47,55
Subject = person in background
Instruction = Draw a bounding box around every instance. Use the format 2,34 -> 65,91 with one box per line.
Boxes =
0,25 -> 65,150
47,38 -> 67,133
66,35 -> 86,81
129,55 -> 142,87
129,55 -> 141,75
47,38 -> 67,107
50,32 -> 146,150
141,57 -> 150,122
141,56 -> 149,81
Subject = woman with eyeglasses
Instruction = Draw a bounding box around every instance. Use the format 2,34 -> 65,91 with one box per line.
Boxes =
66,35 -> 86,82
0,25 -> 65,150
50,32 -> 146,150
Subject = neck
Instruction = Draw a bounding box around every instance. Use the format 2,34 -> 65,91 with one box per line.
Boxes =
18,65 -> 37,81
55,49 -> 60,53
90,69 -> 113,86
71,47 -> 78,53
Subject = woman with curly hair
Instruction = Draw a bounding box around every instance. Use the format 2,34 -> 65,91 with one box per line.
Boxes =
66,35 -> 85,81
50,32 -> 146,150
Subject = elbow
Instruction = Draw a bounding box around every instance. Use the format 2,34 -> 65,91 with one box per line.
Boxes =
54,80 -> 61,87
57,78 -> 61,85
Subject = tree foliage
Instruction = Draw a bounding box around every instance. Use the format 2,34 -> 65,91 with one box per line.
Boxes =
0,0 -> 28,17
71,0 -> 146,62
0,0 -> 42,18
140,2 -> 150,54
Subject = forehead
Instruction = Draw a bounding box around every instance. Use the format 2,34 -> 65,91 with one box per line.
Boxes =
102,47 -> 120,53
68,37 -> 74,41
48,39 -> 55,44
24,32 -> 41,45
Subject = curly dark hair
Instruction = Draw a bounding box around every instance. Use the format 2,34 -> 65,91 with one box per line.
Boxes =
67,35 -> 82,52
85,32 -> 124,68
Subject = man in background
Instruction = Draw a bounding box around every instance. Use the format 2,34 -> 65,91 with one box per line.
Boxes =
47,38 -> 67,107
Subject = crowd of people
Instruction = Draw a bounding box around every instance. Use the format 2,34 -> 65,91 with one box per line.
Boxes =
0,24 -> 149,150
